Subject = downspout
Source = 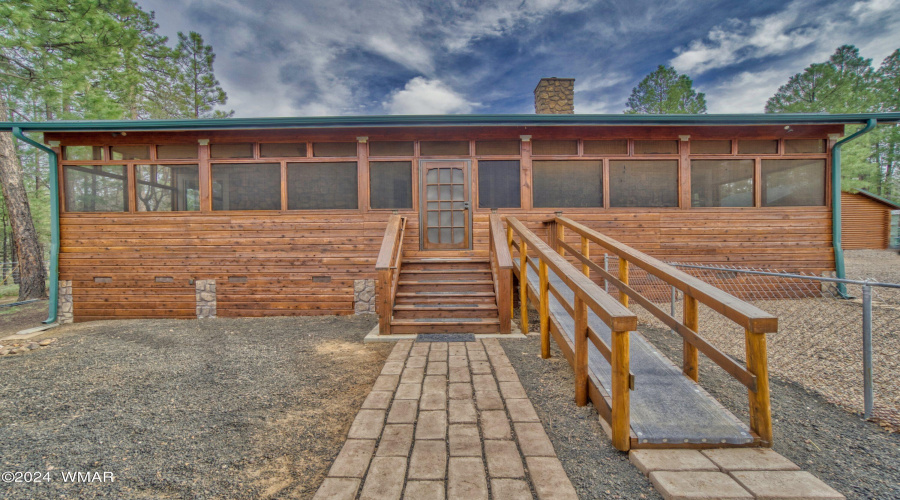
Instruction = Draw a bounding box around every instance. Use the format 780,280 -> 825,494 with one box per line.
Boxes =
831,118 -> 877,298
11,127 -> 58,324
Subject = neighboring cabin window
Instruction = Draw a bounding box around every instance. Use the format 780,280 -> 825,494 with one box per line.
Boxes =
420,141 -> 469,156
609,160 -> 678,207
533,160 -> 602,208
313,142 -> 357,157
260,142 -> 307,158
634,140 -> 678,155
288,162 -> 358,210
584,140 -> 627,155
691,140 -> 732,155
691,160 -> 754,207
211,163 -> 281,210
370,161 -> 412,209
369,141 -> 414,157
63,165 -> 128,212
210,143 -> 254,159
532,140 -> 577,156
157,144 -> 199,159
111,145 -> 150,160
761,159 -> 826,207
478,160 -> 521,208
738,140 -> 777,155
136,164 -> 200,212
475,141 -> 520,156
64,146 -> 106,161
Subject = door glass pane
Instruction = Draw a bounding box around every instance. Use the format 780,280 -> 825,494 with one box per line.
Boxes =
428,228 -> 439,243
426,169 -> 438,183
441,202 -> 451,209
440,169 -> 451,183
428,211 -> 438,225
426,185 -> 438,200
453,228 -> 464,243
428,202 -> 438,210
453,202 -> 465,210
440,185 -> 451,200
452,168 -> 463,183
440,228 -> 451,242
452,211 -> 463,226
440,211 -> 451,226
452,185 -> 463,200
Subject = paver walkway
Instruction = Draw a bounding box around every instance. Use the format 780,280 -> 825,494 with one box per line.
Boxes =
314,338 -> 578,500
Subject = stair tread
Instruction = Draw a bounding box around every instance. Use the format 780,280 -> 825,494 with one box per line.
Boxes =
401,269 -> 490,273
404,258 -> 489,263
399,279 -> 493,284
396,291 -> 495,296
393,303 -> 497,309
392,318 -> 500,324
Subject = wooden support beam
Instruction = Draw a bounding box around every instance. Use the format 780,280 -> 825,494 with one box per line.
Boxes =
507,223 -> 515,325
574,295 -> 588,406
618,257 -> 629,308
611,329 -> 631,451
519,239 -> 529,335
539,259 -> 550,359
581,236 -> 590,277
746,330 -> 773,446
683,294 -> 700,382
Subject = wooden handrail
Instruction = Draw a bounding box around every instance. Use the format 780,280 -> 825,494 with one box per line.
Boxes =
552,216 -> 775,446
507,217 -> 635,450
375,214 -> 406,335
555,217 -> 778,334
489,214 -> 513,334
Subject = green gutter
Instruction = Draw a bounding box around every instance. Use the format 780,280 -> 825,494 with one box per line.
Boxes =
11,127 -> 58,324
1,112 -> 899,133
832,119 -> 877,298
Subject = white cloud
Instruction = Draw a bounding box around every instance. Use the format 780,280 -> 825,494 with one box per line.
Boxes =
705,69 -> 791,113
384,78 -> 475,115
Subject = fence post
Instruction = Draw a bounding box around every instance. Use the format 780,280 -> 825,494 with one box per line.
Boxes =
574,296 -> 588,407
611,329 -> 631,451
863,282 -> 874,420
745,329 -> 773,446
603,254 -> 609,292
539,260 -> 550,359
507,224 -> 515,324
581,236 -> 590,277
683,294 -> 699,382
520,239 -> 529,335
670,286 -> 676,334
618,258 -> 629,308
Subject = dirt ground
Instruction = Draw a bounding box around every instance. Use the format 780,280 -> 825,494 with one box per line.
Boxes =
0,315 -> 389,499
0,301 -> 48,336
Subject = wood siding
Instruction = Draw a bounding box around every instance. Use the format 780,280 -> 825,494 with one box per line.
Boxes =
841,192 -> 892,249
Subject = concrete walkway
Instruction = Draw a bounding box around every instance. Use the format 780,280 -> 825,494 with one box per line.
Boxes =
314,339 -> 578,500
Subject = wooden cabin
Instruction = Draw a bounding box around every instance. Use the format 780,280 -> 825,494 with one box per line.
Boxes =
8,81 -> 899,330
841,189 -> 900,249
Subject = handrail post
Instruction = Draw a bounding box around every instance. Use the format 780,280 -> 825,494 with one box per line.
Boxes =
556,221 -> 566,257
581,236 -> 590,277
611,329 -> 631,451
745,329 -> 773,446
683,294 -> 699,382
574,296 -> 588,406
539,260 -> 550,359
618,258 -> 629,308
378,269 -> 391,335
519,239 -> 529,334
508,224 -> 515,324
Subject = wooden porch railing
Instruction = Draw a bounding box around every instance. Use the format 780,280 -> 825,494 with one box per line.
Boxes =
547,216 -> 778,446
489,214 -> 513,334
506,217 -> 637,450
375,214 -> 407,335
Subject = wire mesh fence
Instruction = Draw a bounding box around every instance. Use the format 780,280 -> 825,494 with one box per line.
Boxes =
594,255 -> 900,430
0,262 -> 21,286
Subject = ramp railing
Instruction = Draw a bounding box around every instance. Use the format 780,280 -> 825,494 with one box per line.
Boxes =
506,217 -> 637,450
488,214 -> 513,334
375,214 -> 407,335
545,216 -> 779,446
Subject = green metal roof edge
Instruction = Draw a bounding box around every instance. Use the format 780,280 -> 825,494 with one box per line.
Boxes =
850,189 -> 900,209
2,112 -> 900,133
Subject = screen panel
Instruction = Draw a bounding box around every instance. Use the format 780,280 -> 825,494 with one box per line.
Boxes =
532,140 -> 577,156
737,140 -> 777,154
369,141 -> 414,157
64,146 -> 106,161
287,162 -> 358,209
136,164 -> 200,212
63,165 -> 128,212
260,143 -> 307,158
475,140 -> 520,156
691,140 -> 732,155
691,160 -> 754,207
634,140 -> 678,155
111,145 -> 150,160
157,144 -> 199,159
609,160 -> 678,207
784,139 -> 825,154
761,159 -> 826,206
420,141 -> 469,156
370,161 -> 412,209
532,160 -> 602,208
313,142 -> 357,157
210,143 -> 254,159
478,160 -> 521,208
211,163 -> 281,210
583,140 -> 627,155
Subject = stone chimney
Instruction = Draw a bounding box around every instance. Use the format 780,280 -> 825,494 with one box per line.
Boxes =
534,77 -> 575,114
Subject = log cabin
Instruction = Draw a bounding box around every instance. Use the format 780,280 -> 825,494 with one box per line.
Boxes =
841,189 -> 900,249
3,79 -> 900,332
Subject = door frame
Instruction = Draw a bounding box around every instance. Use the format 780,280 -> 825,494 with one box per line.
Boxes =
418,159 -> 473,251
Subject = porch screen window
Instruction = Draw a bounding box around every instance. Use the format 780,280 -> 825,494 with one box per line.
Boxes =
475,141 -> 520,156
634,140 -> 678,155
260,143 -> 307,158
609,160 -> 678,207
211,163 -> 281,211
157,144 -> 199,159
63,165 -> 128,212
761,159 -> 825,206
583,140 -> 627,155
532,160 -> 602,208
210,143 -> 254,158
478,160 -> 520,208
784,139 -> 825,154
64,146 -> 105,161
313,142 -> 357,157
369,141 -> 414,157
111,145 -> 150,160
532,140 -> 577,156
288,162 -> 358,210
691,140 -> 732,155
738,140 -> 777,155
691,160 -> 753,207
370,161 -> 412,209
420,141 -> 469,156
136,164 -> 200,212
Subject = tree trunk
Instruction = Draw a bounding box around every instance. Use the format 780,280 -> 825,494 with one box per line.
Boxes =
0,97 -> 47,300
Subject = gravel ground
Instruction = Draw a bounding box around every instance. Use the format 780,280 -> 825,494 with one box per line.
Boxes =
0,315 -> 389,499
845,249 -> 900,283
501,334 -> 661,500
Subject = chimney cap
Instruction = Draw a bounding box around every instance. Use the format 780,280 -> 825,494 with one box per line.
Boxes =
534,77 -> 575,93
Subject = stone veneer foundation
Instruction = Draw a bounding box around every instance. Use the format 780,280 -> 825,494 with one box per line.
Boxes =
355,279 -> 377,315
58,280 -> 73,324
195,279 -> 216,319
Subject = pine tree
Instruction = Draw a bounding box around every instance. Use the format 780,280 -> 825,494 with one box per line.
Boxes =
625,65 -> 707,114
172,32 -> 233,119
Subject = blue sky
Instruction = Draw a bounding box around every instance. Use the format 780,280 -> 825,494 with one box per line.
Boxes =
138,0 -> 900,117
